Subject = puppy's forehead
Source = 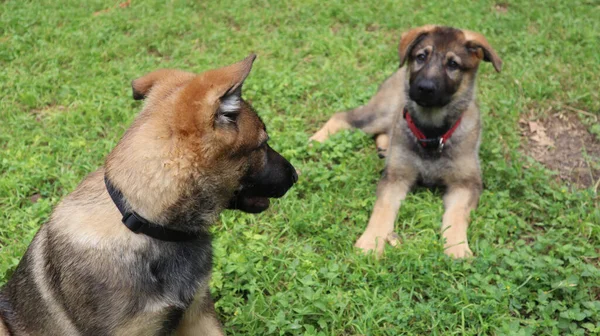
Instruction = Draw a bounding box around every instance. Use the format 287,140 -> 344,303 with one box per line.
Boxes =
418,27 -> 467,53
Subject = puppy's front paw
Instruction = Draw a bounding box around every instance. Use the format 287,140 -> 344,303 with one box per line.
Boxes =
375,134 -> 389,159
355,234 -> 385,256
309,131 -> 328,143
376,147 -> 387,159
444,243 -> 473,259
355,232 -> 399,257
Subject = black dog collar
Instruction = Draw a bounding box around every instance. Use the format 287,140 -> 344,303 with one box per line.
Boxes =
104,176 -> 200,242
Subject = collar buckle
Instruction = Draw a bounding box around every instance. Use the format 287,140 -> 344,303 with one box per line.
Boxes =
104,176 -> 202,242
122,211 -> 147,233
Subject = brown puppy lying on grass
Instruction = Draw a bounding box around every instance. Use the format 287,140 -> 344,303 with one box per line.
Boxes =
0,54 -> 297,335
311,25 -> 502,259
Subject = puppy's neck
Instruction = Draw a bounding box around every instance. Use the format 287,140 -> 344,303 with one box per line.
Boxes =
404,87 -> 474,134
407,104 -> 450,128
104,120 -> 222,232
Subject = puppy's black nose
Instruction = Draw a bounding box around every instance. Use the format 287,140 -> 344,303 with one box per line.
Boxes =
417,80 -> 436,95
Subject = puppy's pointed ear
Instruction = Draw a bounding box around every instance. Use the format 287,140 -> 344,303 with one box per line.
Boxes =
211,54 -> 257,125
463,30 -> 503,73
131,69 -> 195,100
216,54 -> 256,98
398,25 -> 437,67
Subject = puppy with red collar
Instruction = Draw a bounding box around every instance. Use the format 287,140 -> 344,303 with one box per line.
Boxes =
311,25 -> 502,258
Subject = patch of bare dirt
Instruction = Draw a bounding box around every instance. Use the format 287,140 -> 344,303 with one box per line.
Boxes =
365,24 -> 380,32
226,18 -> 241,32
527,24 -> 539,35
494,3 -> 509,14
30,105 -> 68,122
93,0 -> 131,16
147,46 -> 171,60
29,193 -> 41,204
330,24 -> 342,35
520,112 -> 600,189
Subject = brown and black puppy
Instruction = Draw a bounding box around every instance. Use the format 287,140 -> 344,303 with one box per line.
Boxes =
0,54 -> 297,335
310,26 -> 502,258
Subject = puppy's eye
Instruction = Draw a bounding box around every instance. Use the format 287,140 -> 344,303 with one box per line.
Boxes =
256,138 -> 269,150
219,111 -> 238,123
447,60 -> 460,70
416,53 -> 427,63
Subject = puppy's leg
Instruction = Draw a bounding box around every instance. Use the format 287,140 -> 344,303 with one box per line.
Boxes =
375,133 -> 390,158
0,318 -> 9,336
310,102 -> 397,143
176,288 -> 224,336
355,169 -> 415,256
441,185 -> 480,259
309,111 -> 352,143
310,70 -> 404,143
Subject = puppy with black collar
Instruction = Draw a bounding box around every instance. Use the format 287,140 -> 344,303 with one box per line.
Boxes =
0,55 -> 297,335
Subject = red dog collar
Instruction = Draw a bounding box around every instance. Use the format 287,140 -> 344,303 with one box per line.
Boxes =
403,108 -> 463,152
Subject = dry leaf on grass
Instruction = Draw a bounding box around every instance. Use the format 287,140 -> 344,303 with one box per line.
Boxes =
530,131 -> 555,147
528,121 -> 544,133
94,1 -> 131,16
526,120 -> 554,147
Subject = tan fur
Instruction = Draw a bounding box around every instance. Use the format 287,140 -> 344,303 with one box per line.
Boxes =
311,26 -> 501,258
176,315 -> 224,336
175,283 -> 224,336
29,229 -> 81,335
398,25 -> 437,66
462,30 -> 503,72
375,133 -> 390,153
0,320 -> 9,336
55,170 -> 146,248
442,187 -> 478,258
309,69 -> 404,146
105,55 -> 265,225
355,177 -> 413,255
104,56 -> 264,333
114,312 -> 165,336
0,54 -> 295,335
309,112 -> 352,142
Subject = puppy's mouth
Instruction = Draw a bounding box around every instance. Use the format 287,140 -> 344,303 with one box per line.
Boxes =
415,99 -> 435,108
412,97 -> 450,109
227,190 -> 271,214
226,149 -> 297,214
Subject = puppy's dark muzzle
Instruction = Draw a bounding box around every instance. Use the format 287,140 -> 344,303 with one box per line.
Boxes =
409,78 -> 451,108
245,145 -> 297,198
228,145 -> 297,213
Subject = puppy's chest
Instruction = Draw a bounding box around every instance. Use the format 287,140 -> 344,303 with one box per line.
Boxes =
411,153 -> 452,185
142,242 -> 212,307
131,243 -> 213,334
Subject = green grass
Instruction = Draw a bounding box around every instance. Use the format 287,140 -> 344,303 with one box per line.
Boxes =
1,0 -> 599,335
